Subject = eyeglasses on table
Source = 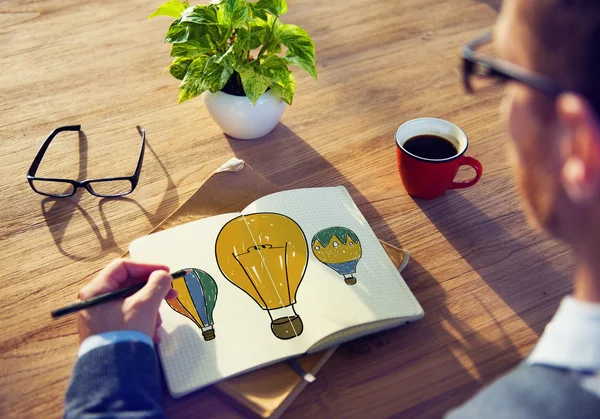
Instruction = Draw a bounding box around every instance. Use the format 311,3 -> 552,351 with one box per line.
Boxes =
27,125 -> 145,198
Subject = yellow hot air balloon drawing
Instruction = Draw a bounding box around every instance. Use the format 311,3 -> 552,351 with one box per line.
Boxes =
166,268 -> 218,341
312,227 -> 362,285
215,213 -> 308,340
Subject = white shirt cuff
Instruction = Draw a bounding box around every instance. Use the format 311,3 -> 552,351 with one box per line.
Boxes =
528,296 -> 600,371
77,330 -> 154,358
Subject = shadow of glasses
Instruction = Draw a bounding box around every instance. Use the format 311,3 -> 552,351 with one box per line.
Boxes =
41,195 -> 120,260
39,130 -> 113,261
40,130 -> 180,260
97,139 -> 180,231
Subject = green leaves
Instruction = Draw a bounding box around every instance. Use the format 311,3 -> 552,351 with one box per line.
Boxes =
169,57 -> 194,80
254,0 -> 287,17
283,53 -> 316,80
178,5 -> 237,48
277,24 -> 317,80
165,9 -> 229,49
151,0 -> 317,105
269,71 -> 295,105
181,5 -> 219,25
165,18 -> 190,43
248,3 -> 268,21
149,0 -> 188,18
170,36 -> 213,58
179,56 -> 210,103
254,13 -> 282,33
236,55 -> 294,105
237,27 -> 264,50
261,55 -> 295,104
215,42 -> 240,72
203,55 -> 233,93
217,0 -> 249,29
177,54 -> 232,102
238,61 -> 271,105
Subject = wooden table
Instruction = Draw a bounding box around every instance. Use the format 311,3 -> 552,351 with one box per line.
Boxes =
0,0 -> 574,417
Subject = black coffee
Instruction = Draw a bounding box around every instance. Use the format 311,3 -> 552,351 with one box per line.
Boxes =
403,135 -> 458,160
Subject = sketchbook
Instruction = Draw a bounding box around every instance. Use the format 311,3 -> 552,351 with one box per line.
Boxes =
129,186 -> 424,397
138,162 -> 411,417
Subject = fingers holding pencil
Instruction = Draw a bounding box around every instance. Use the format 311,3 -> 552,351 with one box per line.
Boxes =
76,259 -> 177,342
78,259 -> 171,300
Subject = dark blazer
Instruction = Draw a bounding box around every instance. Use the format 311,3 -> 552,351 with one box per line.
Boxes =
446,364 -> 600,419
64,341 -> 165,418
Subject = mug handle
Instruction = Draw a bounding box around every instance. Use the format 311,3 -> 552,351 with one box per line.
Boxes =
449,156 -> 483,189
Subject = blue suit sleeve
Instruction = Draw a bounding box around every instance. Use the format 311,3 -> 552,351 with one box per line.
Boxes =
445,364 -> 600,419
64,341 -> 166,419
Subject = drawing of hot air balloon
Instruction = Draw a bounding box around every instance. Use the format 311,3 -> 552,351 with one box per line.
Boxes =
215,213 -> 308,340
312,227 -> 362,285
166,268 -> 218,341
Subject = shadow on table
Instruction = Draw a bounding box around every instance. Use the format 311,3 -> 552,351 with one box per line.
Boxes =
398,258 -> 522,416
41,134 -> 179,260
225,124 -> 402,248
416,192 -> 570,336
289,258 -> 521,418
40,130 -> 99,260
97,140 -> 180,237
42,194 -> 119,260
476,0 -> 501,12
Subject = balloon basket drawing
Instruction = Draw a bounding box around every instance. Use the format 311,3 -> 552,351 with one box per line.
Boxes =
344,275 -> 357,285
271,315 -> 304,340
202,326 -> 216,341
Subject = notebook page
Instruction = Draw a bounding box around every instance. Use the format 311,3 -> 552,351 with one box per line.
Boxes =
129,213 -> 309,397
242,187 -> 424,353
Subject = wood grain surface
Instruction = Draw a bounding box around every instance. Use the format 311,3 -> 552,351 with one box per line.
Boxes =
0,0 -> 574,417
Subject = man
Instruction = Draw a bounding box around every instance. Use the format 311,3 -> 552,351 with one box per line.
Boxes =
65,0 -> 600,417
448,0 -> 600,417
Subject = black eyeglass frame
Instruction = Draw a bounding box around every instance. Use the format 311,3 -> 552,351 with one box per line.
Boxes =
461,31 -> 567,97
26,125 -> 146,198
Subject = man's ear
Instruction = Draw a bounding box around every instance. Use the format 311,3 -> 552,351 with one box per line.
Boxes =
556,93 -> 600,205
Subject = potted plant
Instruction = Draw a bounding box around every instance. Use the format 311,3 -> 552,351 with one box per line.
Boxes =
150,0 -> 317,140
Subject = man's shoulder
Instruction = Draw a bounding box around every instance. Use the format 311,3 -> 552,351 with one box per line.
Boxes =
446,364 -> 600,419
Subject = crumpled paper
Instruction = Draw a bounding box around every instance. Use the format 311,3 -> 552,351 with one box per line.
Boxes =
214,158 -> 245,173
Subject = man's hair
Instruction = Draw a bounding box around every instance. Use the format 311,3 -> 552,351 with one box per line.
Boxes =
527,0 -> 600,112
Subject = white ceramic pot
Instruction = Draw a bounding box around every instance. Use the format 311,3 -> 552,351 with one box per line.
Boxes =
202,90 -> 287,140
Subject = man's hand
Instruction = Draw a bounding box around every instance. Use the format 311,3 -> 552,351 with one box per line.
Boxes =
77,259 -> 177,343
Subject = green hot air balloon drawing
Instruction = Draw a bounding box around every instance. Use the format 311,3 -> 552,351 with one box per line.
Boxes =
311,227 -> 362,285
166,268 -> 218,341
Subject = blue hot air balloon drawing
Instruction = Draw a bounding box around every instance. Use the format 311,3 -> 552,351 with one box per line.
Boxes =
166,268 -> 218,341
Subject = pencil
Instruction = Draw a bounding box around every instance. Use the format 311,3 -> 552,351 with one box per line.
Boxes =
51,271 -> 184,318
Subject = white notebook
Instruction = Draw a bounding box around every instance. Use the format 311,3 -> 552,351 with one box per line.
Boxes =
129,186 -> 424,397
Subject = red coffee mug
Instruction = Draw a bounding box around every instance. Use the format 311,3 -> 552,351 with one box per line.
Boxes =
395,118 -> 482,200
